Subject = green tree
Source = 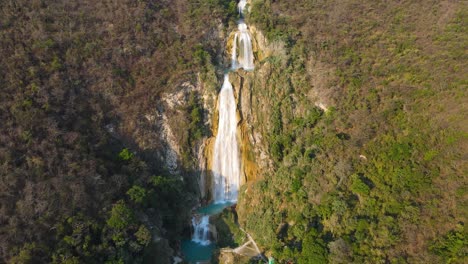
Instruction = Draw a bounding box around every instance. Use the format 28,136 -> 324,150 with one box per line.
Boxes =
118,148 -> 134,161
107,200 -> 134,230
127,185 -> 147,204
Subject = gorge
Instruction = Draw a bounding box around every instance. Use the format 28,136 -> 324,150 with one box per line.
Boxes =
184,1 -> 257,262
0,0 -> 465,263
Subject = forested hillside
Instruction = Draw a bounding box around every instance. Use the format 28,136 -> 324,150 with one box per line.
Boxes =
1,0 -> 467,263
237,0 -> 467,263
0,0 -> 236,263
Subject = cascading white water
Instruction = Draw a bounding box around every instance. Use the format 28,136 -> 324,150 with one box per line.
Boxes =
231,23 -> 254,71
238,0 -> 247,14
212,75 -> 240,203
183,2 -> 256,261
191,215 -> 211,245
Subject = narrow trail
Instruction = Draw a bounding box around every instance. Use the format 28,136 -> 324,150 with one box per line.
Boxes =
221,228 -> 267,262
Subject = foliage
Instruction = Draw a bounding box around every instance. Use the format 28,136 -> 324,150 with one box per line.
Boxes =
350,174 -> 370,196
0,0 -> 466,263
107,200 -> 134,230
9,243 -> 37,264
188,92 -> 207,143
430,225 -> 467,263
0,0 -> 235,262
212,208 -> 246,248
119,148 -> 134,161
298,229 -> 328,264
238,1 -> 467,263
135,226 -> 152,246
127,185 -> 147,204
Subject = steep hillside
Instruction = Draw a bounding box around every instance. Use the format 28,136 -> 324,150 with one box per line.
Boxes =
0,0 -> 466,263
236,0 -> 467,263
0,0 -> 238,263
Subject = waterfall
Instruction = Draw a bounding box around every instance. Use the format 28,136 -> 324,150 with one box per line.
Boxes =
183,1 -> 256,261
191,215 -> 211,245
212,1 -> 253,203
212,75 -> 240,203
231,23 -> 254,71
238,0 -> 247,14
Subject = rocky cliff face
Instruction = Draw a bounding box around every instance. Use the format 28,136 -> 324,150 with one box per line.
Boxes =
199,25 -> 275,202
158,75 -> 218,198
192,15 -> 335,203
199,21 -> 334,201
157,81 -> 200,174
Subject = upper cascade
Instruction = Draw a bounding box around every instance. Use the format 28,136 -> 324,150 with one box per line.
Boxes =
231,22 -> 254,71
212,75 -> 240,203
238,0 -> 247,14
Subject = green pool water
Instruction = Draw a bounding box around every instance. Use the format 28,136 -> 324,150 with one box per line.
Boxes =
181,240 -> 215,263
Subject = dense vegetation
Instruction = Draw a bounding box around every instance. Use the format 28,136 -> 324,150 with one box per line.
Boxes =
1,0 -> 466,263
237,0 -> 467,263
0,0 -> 237,263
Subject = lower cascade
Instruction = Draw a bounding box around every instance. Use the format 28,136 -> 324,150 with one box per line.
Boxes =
212,74 -> 240,203
191,215 -> 211,246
